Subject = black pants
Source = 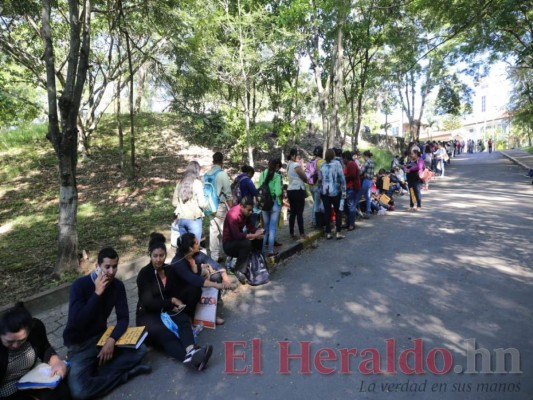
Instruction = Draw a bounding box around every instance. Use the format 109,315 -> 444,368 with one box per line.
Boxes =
287,189 -> 306,235
5,380 -> 71,400
223,239 -> 262,273
136,310 -> 195,362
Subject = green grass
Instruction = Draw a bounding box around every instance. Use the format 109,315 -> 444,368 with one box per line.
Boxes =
524,146 -> 533,154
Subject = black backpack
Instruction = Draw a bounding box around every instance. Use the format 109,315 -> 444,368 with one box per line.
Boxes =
245,252 -> 270,286
231,175 -> 247,205
256,172 -> 274,211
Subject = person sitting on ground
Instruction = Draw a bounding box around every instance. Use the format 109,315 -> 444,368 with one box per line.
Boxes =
222,196 -> 264,284
0,303 -> 71,400
169,233 -> 235,325
136,233 -> 213,371
318,149 -> 347,240
258,157 -> 283,257
376,168 -> 401,199
172,160 -> 207,244
63,247 -> 151,400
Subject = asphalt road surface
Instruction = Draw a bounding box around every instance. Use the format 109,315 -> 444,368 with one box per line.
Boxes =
105,150 -> 533,400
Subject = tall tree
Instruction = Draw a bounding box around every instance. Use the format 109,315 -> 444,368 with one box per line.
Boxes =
41,0 -> 91,274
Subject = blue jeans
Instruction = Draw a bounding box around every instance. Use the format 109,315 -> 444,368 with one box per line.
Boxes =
386,183 -> 401,197
67,336 -> 147,400
357,178 -> 373,215
311,185 -> 324,225
345,188 -> 357,227
178,218 -> 203,243
262,201 -> 281,253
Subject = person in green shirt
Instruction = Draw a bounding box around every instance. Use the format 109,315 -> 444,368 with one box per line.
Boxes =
257,158 -> 283,257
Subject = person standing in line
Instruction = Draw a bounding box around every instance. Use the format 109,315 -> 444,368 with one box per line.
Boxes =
205,152 -> 233,263
342,151 -> 360,231
404,150 -> 424,211
356,150 -> 375,218
172,161 -> 206,244
258,157 -> 283,257
286,148 -> 309,240
305,146 -> 324,228
318,149 -> 347,240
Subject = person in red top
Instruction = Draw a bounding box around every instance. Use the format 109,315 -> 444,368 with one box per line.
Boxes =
222,196 -> 264,284
342,151 -> 361,231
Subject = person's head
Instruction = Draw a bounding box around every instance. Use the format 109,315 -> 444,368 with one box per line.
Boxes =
268,157 -> 281,172
97,247 -> 119,280
288,148 -> 298,161
354,149 -> 361,158
241,165 -> 255,178
363,150 -> 373,158
148,232 -> 167,270
179,160 -> 202,203
378,168 -> 387,175
342,150 -> 353,163
213,152 -> 224,166
239,195 -> 254,218
313,146 -> 323,158
0,303 -> 33,350
411,149 -> 421,160
334,148 -> 342,158
324,149 -> 335,162
176,233 -> 199,256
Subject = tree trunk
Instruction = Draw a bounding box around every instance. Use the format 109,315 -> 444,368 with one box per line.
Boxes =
41,0 -> 91,275
330,14 -> 345,144
116,79 -> 124,170
134,63 -> 146,113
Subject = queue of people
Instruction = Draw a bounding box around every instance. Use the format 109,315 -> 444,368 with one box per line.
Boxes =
1,145 -> 445,400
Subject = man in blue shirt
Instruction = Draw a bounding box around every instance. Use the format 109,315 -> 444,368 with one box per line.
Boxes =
63,247 -> 151,399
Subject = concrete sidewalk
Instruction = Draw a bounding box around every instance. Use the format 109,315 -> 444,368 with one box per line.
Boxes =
499,148 -> 533,174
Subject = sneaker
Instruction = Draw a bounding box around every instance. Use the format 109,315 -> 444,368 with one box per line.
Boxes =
197,345 -> 213,371
183,345 -> 207,365
326,233 -> 333,240
388,205 -> 395,211
336,233 -> 345,240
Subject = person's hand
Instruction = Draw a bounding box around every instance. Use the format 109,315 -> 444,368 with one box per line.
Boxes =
97,338 -> 115,366
255,228 -> 264,238
171,297 -> 184,307
94,272 -> 111,296
48,355 -> 67,379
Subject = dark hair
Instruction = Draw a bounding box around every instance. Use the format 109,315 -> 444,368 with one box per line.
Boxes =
313,146 -> 323,157
412,149 -> 421,157
363,150 -> 373,158
0,302 -> 33,335
288,148 -> 298,160
325,149 -> 335,162
241,165 -> 255,175
148,232 -> 166,254
265,157 -> 280,182
176,232 -> 196,256
334,147 -> 342,157
378,168 -> 387,175
239,195 -> 254,207
342,150 -> 353,162
213,152 -> 224,165
98,247 -> 119,265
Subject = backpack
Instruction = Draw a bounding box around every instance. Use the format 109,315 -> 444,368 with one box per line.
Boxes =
256,172 -> 274,211
231,175 -> 248,205
203,169 -> 222,215
245,252 -> 269,286
305,159 -> 318,185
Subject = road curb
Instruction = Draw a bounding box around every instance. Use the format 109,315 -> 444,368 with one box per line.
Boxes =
500,150 -> 532,170
0,255 -> 149,315
1,230 -> 325,315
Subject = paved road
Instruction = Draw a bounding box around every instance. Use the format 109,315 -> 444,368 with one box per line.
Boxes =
92,151 -> 532,400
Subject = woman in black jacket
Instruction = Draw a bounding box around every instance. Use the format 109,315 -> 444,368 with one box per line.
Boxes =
0,303 -> 70,399
136,233 -> 212,371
